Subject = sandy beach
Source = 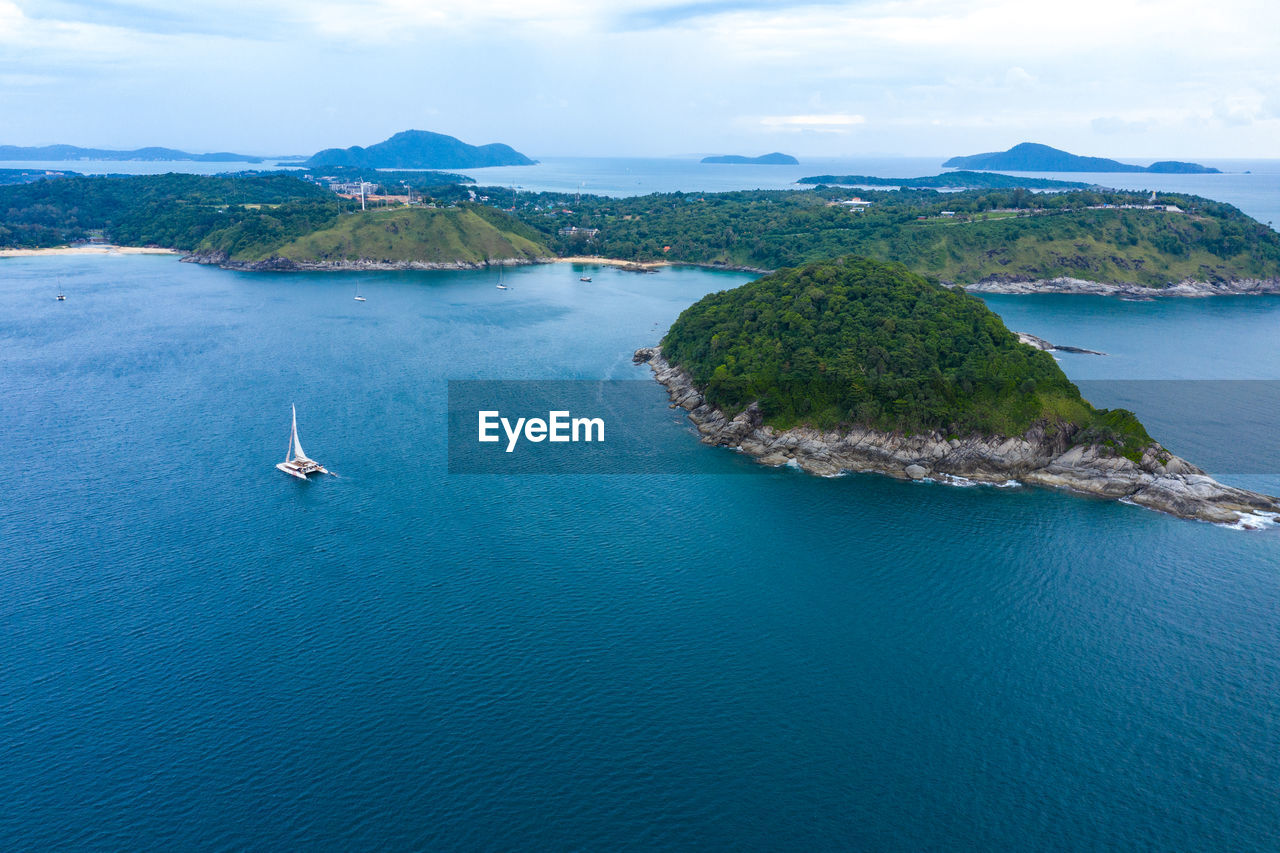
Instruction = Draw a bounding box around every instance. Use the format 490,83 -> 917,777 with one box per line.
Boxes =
0,245 -> 180,258
555,255 -> 667,271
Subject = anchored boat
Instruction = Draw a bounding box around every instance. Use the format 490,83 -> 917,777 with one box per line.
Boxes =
276,404 -> 332,479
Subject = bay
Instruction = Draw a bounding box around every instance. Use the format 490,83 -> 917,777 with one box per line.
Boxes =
1,255 -> 1278,850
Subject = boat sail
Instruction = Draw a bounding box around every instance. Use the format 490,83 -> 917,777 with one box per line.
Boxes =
276,404 -> 331,479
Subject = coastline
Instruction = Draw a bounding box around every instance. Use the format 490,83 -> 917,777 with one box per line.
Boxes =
634,346 -> 1280,527
0,245 -> 180,258
957,276 -> 1280,298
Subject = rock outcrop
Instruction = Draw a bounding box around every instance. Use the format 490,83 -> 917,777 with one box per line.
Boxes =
634,347 -> 1280,527
959,276 -> 1280,298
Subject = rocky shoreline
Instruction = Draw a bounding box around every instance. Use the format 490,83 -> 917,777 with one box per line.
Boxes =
634,346 -> 1280,527
957,276 -> 1280,298
180,251 -> 554,272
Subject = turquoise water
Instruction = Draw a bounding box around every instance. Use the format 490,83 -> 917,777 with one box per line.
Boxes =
2,256 -> 1278,850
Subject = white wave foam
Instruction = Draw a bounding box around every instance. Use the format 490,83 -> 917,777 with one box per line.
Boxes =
1221,510 -> 1280,531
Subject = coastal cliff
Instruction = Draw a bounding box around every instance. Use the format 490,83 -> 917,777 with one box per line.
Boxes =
635,347 -> 1279,526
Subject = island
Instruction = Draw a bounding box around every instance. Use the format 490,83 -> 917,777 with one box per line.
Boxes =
797,171 -> 1088,189
635,256 -> 1278,524
0,143 -> 265,163
701,153 -> 799,165
943,142 -> 1220,174
305,130 -> 536,169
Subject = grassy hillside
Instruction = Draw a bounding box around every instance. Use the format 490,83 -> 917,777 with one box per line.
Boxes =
662,256 -> 1153,455
204,206 -> 551,264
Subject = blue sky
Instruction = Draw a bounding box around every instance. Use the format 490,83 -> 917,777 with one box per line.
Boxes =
1,0 -> 1276,158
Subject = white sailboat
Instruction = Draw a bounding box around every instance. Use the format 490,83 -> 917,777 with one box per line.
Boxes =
276,404 -> 331,479
56,277 -> 65,301
495,263 -> 509,290
354,281 -> 366,301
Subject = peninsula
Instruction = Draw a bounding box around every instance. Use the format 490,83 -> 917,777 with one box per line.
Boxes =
0,143 -> 265,163
305,130 -> 536,169
797,171 -> 1088,189
943,142 -> 1219,174
701,153 -> 800,165
635,256 -> 1279,525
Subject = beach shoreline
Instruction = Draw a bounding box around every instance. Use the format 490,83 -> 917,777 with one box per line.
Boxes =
0,245 -> 180,258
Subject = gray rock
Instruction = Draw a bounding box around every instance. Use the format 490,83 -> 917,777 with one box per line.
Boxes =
905,464 -> 928,480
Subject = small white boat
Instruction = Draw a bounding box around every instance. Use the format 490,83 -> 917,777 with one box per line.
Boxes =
579,274 -> 592,282
496,265 -> 509,290
276,404 -> 332,479
354,281 -> 366,301
57,277 -> 65,300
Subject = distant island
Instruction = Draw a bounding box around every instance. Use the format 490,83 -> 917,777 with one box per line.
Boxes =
701,153 -> 799,165
636,256 -> 1279,523
0,144 -> 265,163
797,171 -> 1088,189
305,130 -> 536,169
943,142 -> 1220,174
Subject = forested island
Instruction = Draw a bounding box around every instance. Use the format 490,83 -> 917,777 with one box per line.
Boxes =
943,142 -> 1219,174
798,171 -> 1088,189
702,153 -> 799,165
305,130 -> 536,169
637,257 -> 1279,523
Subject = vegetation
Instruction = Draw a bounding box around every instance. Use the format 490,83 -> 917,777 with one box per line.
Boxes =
0,172 -> 335,249
503,186 -> 1280,286
200,205 -> 550,264
661,256 -> 1154,457
942,142 -> 1219,174
702,153 -> 799,165
798,171 -> 1087,189
306,129 -> 536,169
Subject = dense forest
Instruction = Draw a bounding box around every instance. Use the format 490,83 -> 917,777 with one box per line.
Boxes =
0,172 -> 337,248
662,256 -> 1153,456
501,186 -> 1280,286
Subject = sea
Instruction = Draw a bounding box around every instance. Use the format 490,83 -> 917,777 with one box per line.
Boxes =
2,159 -> 1279,849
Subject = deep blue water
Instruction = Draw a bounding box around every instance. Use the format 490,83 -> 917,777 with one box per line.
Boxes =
2,256 -> 1278,850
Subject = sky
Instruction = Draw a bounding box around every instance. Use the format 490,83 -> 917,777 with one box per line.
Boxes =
1,0 -> 1277,159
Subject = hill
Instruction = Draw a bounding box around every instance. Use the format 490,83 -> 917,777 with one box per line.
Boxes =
660,256 -> 1145,440
797,171 -> 1087,189
195,205 -> 551,268
942,143 -> 1219,174
305,130 -> 536,169
0,143 -> 264,163
701,153 -> 799,165
639,256 -> 1279,522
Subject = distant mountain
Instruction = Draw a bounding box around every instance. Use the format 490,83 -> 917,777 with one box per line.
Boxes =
0,144 -> 264,163
701,152 -> 799,165
942,143 -> 1219,174
797,171 -> 1088,189
305,130 -> 536,169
